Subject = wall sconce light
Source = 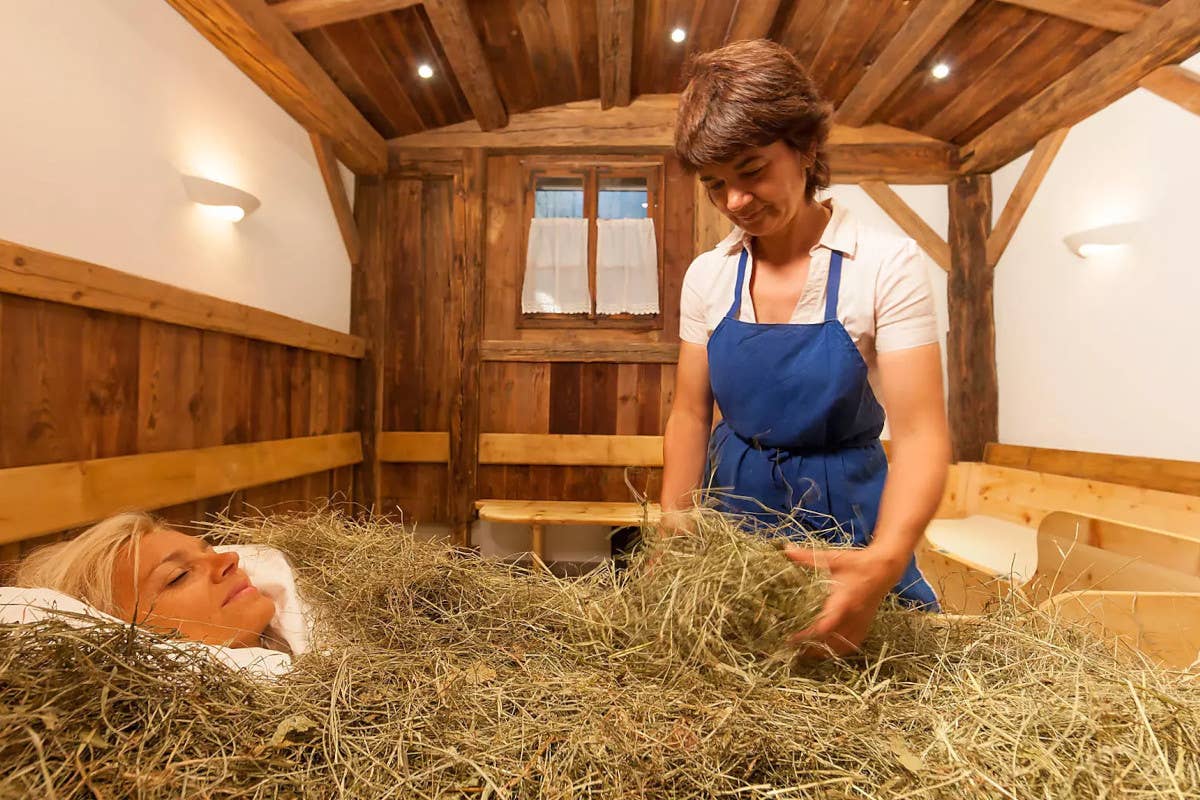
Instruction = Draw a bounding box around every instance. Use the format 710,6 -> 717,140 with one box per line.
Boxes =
181,174 -> 260,222
1063,221 -> 1142,259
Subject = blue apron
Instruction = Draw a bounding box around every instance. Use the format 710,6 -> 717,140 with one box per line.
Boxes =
706,245 -> 938,609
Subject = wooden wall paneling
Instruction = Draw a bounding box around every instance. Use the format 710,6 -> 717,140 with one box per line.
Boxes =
273,0 -> 423,32
1,239 -> 364,358
163,0 -> 387,174
483,155 -> 522,340
659,362 -> 676,435
693,177 -> 730,255
549,363 -> 584,434
615,363 -> 640,435
0,297 -> 85,468
636,363 -> 664,436
479,433 -> 663,466
579,364 -> 619,435
421,177 -> 455,431
137,322 -> 202,454
946,174 -> 996,463
378,431 -> 451,462
384,178 -> 423,431
984,443 -> 1200,497
80,310 -> 140,461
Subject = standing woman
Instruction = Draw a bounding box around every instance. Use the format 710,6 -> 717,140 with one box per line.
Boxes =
661,40 -> 951,656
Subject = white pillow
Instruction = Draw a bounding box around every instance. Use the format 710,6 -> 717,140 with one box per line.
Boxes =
0,544 -> 313,678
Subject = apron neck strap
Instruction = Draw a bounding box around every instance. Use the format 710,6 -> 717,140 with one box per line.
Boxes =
726,246 -> 845,322
725,246 -> 750,320
824,250 -> 844,322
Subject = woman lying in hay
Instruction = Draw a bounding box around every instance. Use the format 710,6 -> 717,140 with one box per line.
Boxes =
2,508 -> 1199,799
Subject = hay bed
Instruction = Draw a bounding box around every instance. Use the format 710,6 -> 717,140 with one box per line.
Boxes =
2,509 -> 1198,799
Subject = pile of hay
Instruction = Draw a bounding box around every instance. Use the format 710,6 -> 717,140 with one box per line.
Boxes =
2,509 -> 1198,798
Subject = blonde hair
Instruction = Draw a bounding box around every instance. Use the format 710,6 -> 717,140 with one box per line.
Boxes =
14,512 -> 161,616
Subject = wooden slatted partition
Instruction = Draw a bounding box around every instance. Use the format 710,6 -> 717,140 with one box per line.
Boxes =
0,241 -> 362,560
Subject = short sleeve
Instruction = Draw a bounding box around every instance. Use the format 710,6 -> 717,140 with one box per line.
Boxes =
678,260 -> 711,345
874,238 -> 939,353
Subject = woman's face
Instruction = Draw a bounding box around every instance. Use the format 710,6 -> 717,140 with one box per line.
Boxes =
111,528 -> 276,648
698,140 -> 812,237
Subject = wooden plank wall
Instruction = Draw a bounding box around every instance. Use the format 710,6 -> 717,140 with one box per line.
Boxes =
0,292 -> 358,562
475,153 -> 693,506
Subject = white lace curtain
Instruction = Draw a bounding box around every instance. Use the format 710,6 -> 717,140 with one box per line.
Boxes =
522,216 -> 659,315
596,217 -> 659,315
522,218 -> 590,313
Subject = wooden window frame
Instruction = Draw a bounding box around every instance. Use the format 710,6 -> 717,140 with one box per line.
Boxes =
518,155 -> 665,331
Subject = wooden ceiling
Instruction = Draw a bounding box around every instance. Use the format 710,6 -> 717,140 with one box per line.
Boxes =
175,0 -> 1200,175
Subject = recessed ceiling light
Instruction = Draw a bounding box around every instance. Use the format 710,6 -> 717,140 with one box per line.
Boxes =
670,27 -> 686,43
417,63 -> 434,79
930,62 -> 951,80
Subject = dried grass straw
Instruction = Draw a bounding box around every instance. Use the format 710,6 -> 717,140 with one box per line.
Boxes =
2,508 -> 1198,798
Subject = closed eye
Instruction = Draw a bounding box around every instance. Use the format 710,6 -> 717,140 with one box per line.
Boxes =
740,166 -> 764,178
167,570 -> 188,587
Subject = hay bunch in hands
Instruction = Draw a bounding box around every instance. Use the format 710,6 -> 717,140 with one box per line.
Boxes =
2,509 -> 1199,799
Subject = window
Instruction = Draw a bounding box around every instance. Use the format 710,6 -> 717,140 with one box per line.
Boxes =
520,158 -> 663,327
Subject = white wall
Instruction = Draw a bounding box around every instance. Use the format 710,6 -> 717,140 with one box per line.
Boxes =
990,53 -> 1200,462
0,0 -> 354,332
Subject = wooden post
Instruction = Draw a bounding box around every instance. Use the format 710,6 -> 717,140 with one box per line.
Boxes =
351,178 -> 387,512
531,523 -> 545,562
946,174 -> 996,463
448,149 -> 486,545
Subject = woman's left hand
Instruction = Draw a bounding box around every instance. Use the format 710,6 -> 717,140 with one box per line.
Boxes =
782,545 -> 907,658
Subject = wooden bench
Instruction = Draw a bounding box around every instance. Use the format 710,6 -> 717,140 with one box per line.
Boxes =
474,500 -> 661,561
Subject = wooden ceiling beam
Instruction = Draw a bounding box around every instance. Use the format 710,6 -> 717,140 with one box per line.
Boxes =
310,132 -> 363,265
596,0 -> 635,109
994,0 -> 1154,33
724,0 -> 785,43
859,181 -> 951,271
1139,64 -> 1200,116
273,0 -> 422,32
423,0 -> 507,130
835,0 -> 975,127
163,0 -> 387,174
986,127 -> 1069,267
960,0 -> 1200,173
390,96 -> 961,182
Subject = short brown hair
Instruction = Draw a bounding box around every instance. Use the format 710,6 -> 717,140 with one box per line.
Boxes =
674,39 -> 832,200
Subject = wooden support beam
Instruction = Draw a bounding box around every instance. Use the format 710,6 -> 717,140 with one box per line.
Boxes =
422,0 -> 507,131
479,434 -> 664,467
449,150 -> 486,545
0,434 -> 362,544
724,0 -> 784,42
351,178 -> 388,512
480,340 -> 680,363
377,431 -> 451,462
694,177 -> 732,254
0,239 -> 363,357
836,0 -> 975,127
961,0 -> 1200,172
995,0 -> 1154,33
986,127 -> 1069,267
859,181 -> 951,271
946,175 -> 996,463
310,132 -> 362,266
273,0 -> 422,32
1139,64 -> 1200,116
390,96 -> 959,182
596,0 -> 635,109
163,0 -> 387,175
